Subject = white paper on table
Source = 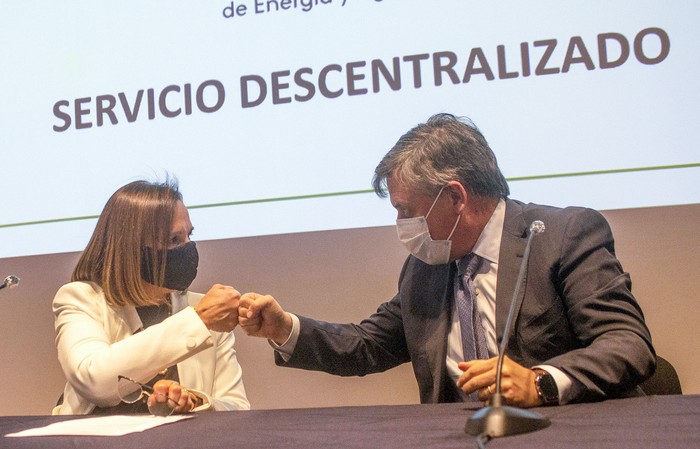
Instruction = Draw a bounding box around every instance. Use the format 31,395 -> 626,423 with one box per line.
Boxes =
5,414 -> 194,437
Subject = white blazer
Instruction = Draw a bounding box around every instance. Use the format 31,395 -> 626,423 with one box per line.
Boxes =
52,281 -> 250,415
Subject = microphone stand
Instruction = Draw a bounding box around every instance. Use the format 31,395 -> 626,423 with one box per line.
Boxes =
465,221 -> 550,438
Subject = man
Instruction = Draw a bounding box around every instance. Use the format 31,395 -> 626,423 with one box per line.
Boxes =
238,113 -> 655,407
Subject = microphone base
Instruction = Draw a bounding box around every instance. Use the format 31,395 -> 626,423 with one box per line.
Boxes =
465,405 -> 550,438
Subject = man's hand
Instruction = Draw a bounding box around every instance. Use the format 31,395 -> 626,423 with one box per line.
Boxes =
238,292 -> 293,345
456,355 -> 542,408
194,284 -> 240,332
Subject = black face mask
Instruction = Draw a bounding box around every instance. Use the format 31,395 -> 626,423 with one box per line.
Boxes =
141,241 -> 199,291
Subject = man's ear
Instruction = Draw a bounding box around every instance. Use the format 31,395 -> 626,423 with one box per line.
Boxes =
444,181 -> 468,213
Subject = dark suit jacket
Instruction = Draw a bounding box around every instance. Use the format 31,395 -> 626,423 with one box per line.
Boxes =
279,199 -> 655,404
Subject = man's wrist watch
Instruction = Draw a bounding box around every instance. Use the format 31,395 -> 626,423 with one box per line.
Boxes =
533,369 -> 559,405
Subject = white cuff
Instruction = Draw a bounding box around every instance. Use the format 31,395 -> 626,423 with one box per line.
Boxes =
533,364 -> 580,405
268,313 -> 300,362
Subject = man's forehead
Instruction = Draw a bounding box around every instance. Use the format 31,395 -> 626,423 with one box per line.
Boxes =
388,178 -> 432,208
387,177 -> 410,202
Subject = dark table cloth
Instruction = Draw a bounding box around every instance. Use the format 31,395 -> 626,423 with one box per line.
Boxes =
2,395 -> 698,448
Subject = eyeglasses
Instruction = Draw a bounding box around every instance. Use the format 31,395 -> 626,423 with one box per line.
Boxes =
117,375 -> 177,416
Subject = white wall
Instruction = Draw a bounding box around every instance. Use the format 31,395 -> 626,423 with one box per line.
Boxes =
0,203 -> 697,415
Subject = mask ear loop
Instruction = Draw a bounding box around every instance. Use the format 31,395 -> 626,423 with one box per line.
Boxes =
426,184 -> 462,241
446,211 -> 461,241
425,185 -> 447,219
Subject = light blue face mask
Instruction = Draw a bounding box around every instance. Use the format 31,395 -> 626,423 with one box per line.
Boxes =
395,185 -> 460,265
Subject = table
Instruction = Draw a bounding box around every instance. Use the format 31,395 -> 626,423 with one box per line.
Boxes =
1,395 -> 698,448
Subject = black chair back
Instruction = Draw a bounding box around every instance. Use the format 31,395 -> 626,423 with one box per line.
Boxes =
640,355 -> 682,396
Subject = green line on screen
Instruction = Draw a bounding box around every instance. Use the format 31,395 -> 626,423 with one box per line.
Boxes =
2,163 -> 698,229
187,189 -> 371,210
506,162 -> 700,181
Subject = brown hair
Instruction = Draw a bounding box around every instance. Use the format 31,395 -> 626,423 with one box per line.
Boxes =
72,179 -> 182,307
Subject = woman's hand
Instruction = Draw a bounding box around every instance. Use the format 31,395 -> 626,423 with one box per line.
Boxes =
148,379 -> 199,414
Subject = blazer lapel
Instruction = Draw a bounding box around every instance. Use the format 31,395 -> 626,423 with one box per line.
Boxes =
429,263 -> 457,403
404,260 -> 454,402
495,199 -> 530,345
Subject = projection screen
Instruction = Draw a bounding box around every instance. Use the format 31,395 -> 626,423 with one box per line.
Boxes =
1,0 -> 698,258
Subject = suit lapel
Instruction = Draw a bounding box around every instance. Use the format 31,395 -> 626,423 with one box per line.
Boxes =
403,259 -> 454,402
430,263 -> 456,402
495,199 -> 529,344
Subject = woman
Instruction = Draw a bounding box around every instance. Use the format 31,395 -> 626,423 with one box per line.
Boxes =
52,179 -> 250,414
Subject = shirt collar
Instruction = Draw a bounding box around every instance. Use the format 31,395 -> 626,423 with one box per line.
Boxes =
470,198 -> 505,265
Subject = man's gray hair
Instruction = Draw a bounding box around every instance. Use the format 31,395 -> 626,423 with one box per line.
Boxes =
372,113 -> 510,199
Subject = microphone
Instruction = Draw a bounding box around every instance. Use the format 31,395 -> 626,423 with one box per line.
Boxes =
465,220 -> 550,438
0,275 -> 20,291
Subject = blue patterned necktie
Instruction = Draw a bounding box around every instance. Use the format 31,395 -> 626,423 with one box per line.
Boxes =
455,253 -> 489,364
